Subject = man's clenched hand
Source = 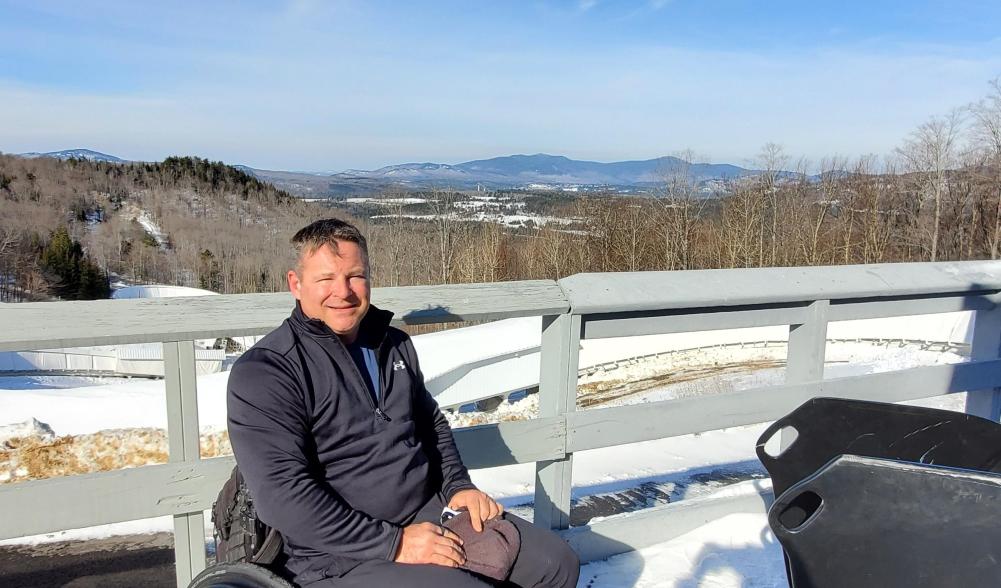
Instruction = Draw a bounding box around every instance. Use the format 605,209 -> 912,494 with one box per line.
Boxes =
394,522 -> 466,567
448,489 -> 504,532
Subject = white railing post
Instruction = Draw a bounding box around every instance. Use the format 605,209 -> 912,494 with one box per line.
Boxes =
785,300 -> 830,446
965,297 -> 1001,421
164,340 -> 207,587
534,313 -> 581,530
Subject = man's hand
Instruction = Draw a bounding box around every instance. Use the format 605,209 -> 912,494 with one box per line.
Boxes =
394,522 -> 466,567
448,489 -> 504,532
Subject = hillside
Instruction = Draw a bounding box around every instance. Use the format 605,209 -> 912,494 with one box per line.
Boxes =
0,155 -> 330,301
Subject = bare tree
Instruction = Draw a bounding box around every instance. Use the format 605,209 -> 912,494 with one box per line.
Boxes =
0,226 -> 18,256
654,150 -> 707,270
755,143 -> 789,266
428,187 -> 461,284
897,109 -> 965,261
970,78 -> 1001,258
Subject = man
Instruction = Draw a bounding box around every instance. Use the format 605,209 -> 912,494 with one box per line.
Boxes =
228,218 -> 580,587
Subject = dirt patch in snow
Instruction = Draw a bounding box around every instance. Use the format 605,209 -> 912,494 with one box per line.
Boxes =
578,359 -> 785,407
0,429 -> 231,484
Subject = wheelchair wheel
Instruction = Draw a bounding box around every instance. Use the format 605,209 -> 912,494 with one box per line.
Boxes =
188,562 -> 294,588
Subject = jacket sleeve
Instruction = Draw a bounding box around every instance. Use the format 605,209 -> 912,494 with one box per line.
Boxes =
404,338 -> 477,501
227,349 -> 403,561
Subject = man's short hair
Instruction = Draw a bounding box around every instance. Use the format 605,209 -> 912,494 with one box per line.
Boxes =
291,218 -> 369,271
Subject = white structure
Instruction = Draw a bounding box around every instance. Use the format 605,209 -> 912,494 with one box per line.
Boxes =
112,285 -> 220,300
421,312 -> 974,409
1,285 -> 229,377
0,344 -> 225,377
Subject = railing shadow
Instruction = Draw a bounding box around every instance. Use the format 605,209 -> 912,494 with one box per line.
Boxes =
0,541 -> 175,588
572,478 -> 778,587
401,304 -> 463,325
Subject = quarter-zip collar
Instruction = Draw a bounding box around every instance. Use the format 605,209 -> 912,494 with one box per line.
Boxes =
289,301 -> 395,418
290,301 -> 394,348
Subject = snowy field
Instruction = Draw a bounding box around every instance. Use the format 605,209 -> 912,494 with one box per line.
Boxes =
0,312 -> 977,587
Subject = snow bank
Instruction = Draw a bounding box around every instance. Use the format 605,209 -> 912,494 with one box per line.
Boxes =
577,513 -> 786,588
0,418 -> 55,447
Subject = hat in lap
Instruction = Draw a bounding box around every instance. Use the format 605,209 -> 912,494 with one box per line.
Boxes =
443,511 -> 521,581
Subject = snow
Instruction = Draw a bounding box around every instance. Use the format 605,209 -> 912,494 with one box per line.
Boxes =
368,209 -> 575,229
344,197 -> 427,205
416,311 -> 970,409
0,370 -> 230,436
0,311 -> 981,586
578,513 -> 786,588
136,211 -> 169,250
0,418 -> 55,447
414,316 -> 540,381
112,285 -> 217,299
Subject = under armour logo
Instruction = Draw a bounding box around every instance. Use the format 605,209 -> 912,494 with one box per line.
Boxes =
393,360 -> 406,371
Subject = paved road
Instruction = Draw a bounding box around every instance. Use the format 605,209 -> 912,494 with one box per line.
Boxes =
0,533 -> 176,587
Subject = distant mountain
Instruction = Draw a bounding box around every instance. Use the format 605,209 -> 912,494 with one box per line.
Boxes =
11,149 -> 756,196
261,153 -> 757,196
19,149 -> 125,163
453,154 -> 747,185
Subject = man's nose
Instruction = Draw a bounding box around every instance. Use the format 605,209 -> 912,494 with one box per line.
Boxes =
331,277 -> 353,299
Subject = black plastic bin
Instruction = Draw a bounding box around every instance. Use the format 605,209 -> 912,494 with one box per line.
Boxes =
757,397 -> 1001,587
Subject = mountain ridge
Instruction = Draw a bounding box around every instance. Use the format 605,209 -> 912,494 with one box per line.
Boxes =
16,149 -> 758,195
18,149 -> 124,163
321,153 -> 754,195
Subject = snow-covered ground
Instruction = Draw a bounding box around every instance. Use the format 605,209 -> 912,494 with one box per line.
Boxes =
344,197 -> 428,205
0,311 -> 979,587
370,211 -> 574,229
135,210 -> 169,250
580,512 -> 787,588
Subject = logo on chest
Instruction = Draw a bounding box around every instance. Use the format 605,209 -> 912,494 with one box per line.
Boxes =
393,360 -> 406,371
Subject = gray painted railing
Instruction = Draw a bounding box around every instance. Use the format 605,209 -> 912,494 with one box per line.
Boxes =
2,262 -> 1001,587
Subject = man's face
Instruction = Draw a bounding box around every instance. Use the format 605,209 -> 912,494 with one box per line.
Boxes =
288,240 -> 371,343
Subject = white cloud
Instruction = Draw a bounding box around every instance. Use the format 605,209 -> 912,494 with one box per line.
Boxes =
2,21 -> 1001,171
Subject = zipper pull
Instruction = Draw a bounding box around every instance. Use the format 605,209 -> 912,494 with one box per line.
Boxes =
375,408 -> 392,422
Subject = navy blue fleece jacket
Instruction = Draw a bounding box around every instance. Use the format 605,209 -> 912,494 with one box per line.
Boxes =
227,303 -> 475,579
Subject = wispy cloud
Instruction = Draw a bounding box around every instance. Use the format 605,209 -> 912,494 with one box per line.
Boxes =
2,1 -> 1000,170
577,0 -> 598,12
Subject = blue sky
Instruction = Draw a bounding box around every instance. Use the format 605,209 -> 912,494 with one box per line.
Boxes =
1,0 -> 1000,171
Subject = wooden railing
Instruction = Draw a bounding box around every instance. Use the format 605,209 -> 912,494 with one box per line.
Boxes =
2,262 -> 1000,587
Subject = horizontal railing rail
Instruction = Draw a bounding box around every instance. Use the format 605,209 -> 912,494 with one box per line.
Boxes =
1,261 -> 1000,588
0,280 -> 568,351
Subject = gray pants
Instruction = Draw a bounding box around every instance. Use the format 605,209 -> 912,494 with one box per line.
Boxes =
304,496 -> 580,588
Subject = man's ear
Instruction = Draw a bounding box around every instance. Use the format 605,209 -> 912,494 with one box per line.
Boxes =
287,269 -> 301,300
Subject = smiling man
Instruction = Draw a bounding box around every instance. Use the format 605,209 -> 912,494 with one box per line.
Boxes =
227,218 -> 579,587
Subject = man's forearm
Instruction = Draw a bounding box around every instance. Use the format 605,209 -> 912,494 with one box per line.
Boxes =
428,406 -> 476,498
